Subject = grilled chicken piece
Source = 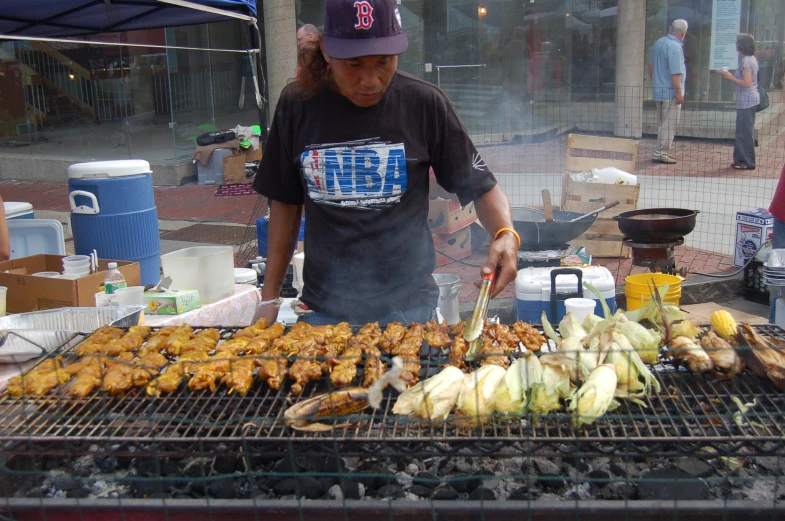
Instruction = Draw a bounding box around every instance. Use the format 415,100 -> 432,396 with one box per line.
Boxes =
331,322 -> 353,344
131,352 -> 170,387
447,337 -> 469,369
362,344 -> 385,387
146,365 -> 185,396
69,360 -> 106,398
256,353 -> 289,390
355,322 -> 382,346
512,321 -> 547,352
188,355 -> 231,392
128,326 -> 152,340
220,357 -> 256,396
380,322 -> 407,354
164,325 -> 194,356
450,322 -> 465,337
7,358 -> 70,397
330,340 -> 363,388
323,324 -> 351,371
216,337 -> 253,356
478,338 -> 510,368
254,323 -> 286,342
102,364 -> 134,395
234,318 -> 267,339
736,323 -> 785,390
290,338 -> 325,395
138,332 -> 173,355
393,324 -> 424,386
484,322 -> 519,349
423,319 -> 451,349
97,333 -> 145,357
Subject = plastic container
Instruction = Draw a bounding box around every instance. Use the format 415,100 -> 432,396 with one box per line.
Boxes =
257,216 -> 305,257
624,273 -> 682,310
68,159 -> 161,286
32,272 -> 61,278
104,262 -> 127,295
292,252 -> 305,294
115,286 -> 145,306
4,202 -> 34,220
234,268 -> 258,285
197,148 -> 234,185
8,219 -> 66,259
515,266 -> 617,323
565,298 -> 597,323
160,246 -> 234,304
591,167 -> 638,185
433,274 -> 463,325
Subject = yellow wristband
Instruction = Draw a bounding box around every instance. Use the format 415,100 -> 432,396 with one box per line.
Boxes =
494,227 -> 521,249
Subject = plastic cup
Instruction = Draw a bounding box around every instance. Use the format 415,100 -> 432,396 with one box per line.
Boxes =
0,286 -> 6,317
292,252 -> 305,294
564,298 -> 597,323
33,272 -> 61,278
115,286 -> 145,306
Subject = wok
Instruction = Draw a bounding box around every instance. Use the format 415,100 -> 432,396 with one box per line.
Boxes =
512,208 -> 598,250
614,208 -> 699,242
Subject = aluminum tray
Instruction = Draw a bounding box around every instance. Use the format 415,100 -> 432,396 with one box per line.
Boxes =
0,330 -> 82,364
0,306 -> 145,332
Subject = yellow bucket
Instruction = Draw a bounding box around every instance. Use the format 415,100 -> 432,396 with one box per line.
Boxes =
625,273 -> 682,311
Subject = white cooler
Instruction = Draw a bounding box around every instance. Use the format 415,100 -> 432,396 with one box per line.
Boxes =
4,202 -> 34,220
515,266 -> 617,324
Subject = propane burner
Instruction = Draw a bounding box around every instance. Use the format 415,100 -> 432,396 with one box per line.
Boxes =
623,237 -> 685,275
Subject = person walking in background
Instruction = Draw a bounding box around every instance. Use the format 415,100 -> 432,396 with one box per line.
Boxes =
297,24 -> 319,50
649,19 -> 688,164
721,34 -> 759,170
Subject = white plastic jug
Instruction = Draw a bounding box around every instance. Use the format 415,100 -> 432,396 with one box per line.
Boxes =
433,274 -> 463,325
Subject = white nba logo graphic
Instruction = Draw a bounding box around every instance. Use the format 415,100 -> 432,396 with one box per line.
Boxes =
354,1 -> 374,29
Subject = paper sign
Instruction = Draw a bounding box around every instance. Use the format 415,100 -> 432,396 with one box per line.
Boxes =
709,0 -> 742,70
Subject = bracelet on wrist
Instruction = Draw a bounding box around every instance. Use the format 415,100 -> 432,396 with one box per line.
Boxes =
494,227 -> 521,249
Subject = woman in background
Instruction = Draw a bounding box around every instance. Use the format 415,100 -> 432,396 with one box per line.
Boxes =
720,34 -> 759,170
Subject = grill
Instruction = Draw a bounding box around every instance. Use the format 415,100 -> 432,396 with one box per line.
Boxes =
2,325 -> 785,459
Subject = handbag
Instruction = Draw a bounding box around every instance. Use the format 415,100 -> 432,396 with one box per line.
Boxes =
756,69 -> 770,112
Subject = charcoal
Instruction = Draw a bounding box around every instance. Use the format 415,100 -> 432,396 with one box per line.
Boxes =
468,487 -> 496,501
25,487 -> 46,498
94,456 -> 118,474
173,493 -> 194,499
467,470 -> 495,492
189,480 -> 206,496
676,458 -> 714,478
431,485 -> 459,500
728,490 -> 747,501
587,469 -> 611,482
42,456 -> 61,471
273,478 -> 297,496
273,459 -> 300,476
322,457 -> 349,476
213,456 -> 238,475
413,471 -> 440,489
65,486 -> 90,499
326,484 -> 343,500
234,479 -> 251,499
317,477 -> 338,492
570,460 -> 591,473
208,478 -> 236,499
406,463 -> 421,476
608,461 -> 640,478
161,459 -> 180,477
131,480 -> 164,499
53,475 -> 78,492
340,480 -> 364,500
408,485 -> 432,497
450,475 -> 472,493
182,459 -> 210,478
538,474 -> 566,491
297,477 -> 323,499
637,469 -> 708,500
508,486 -> 541,501
69,456 -> 96,478
148,492 -> 170,500
135,458 -> 160,477
564,483 -> 592,501
438,458 -> 455,475
376,484 -> 404,498
372,469 -> 399,490
533,458 -> 560,476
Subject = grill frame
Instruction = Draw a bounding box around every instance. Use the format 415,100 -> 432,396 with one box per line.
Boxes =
1,325 -> 785,460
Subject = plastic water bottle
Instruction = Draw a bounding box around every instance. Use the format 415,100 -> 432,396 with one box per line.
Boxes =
104,262 -> 127,294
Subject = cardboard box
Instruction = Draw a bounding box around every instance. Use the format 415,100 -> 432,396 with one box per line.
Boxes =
735,208 -> 774,267
428,197 -> 477,234
433,225 -> 472,267
145,290 -> 201,315
223,152 -> 248,184
0,255 -> 141,313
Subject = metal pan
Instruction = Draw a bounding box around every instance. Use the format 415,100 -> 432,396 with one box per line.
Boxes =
512,208 -> 598,250
613,208 -> 699,242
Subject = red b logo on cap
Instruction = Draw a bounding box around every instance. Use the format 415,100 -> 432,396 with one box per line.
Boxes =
354,1 -> 374,29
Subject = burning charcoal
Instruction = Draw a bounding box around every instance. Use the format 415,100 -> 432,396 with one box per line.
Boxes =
182,459 -> 210,479
431,485 -> 459,500
67,486 -> 91,499
376,484 -> 404,498
208,478 -> 236,499
408,485 -> 432,498
508,485 -> 541,501
213,456 -> 238,475
638,469 -> 708,500
564,483 -> 592,501
676,457 -> 714,478
413,471 -> 440,490
69,456 -> 96,478
53,475 -> 78,492
468,487 -> 496,501
135,457 -> 160,477
340,480 -> 364,500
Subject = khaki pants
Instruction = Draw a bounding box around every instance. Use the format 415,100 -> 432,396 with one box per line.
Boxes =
654,98 -> 681,159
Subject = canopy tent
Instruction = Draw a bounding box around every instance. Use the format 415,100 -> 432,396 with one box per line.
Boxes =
0,0 -> 256,39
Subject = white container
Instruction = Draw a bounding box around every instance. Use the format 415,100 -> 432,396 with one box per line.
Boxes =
33,272 -> 61,278
4,202 -> 34,220
591,167 -> 637,185
234,268 -> 258,285
160,246 -> 234,304
115,286 -> 145,306
292,252 -> 305,294
8,219 -> 66,259
564,298 -> 597,323
433,274 -> 463,325
515,266 -> 617,323
734,209 -> 774,268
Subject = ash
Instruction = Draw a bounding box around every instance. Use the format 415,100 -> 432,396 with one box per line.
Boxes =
3,442 -> 785,504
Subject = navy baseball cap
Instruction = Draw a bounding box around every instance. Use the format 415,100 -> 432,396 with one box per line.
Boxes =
322,0 -> 408,59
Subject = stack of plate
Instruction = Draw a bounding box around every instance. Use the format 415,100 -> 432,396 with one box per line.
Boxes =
764,249 -> 785,287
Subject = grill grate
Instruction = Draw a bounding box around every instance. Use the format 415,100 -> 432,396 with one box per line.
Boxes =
1,325 -> 785,458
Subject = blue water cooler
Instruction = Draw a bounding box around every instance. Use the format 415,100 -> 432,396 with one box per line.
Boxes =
68,160 -> 161,285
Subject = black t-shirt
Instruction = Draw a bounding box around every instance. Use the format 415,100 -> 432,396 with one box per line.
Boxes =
255,71 -> 497,322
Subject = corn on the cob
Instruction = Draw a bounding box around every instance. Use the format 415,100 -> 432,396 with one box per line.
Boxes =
736,323 -> 785,390
668,336 -> 713,374
493,360 -> 527,415
711,310 -> 737,341
392,366 -> 464,420
568,364 -> 618,428
700,330 -> 743,380
284,388 -> 369,431
456,365 -> 506,420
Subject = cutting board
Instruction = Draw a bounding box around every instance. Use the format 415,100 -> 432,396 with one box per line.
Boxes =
681,302 -> 768,325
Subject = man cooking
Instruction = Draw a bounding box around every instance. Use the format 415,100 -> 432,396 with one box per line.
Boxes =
253,0 -> 519,325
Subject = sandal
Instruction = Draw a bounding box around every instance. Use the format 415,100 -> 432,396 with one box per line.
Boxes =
731,164 -> 755,170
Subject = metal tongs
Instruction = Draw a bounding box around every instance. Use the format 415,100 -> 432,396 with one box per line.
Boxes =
463,268 -> 498,360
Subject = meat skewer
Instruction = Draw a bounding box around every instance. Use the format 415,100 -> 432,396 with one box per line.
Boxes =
380,322 -> 407,354
423,319 -> 451,350
221,357 -> 256,396
392,323 -> 424,386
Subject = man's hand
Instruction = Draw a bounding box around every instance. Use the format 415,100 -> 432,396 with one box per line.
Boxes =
476,231 -> 519,298
676,93 -> 684,105
251,299 -> 281,325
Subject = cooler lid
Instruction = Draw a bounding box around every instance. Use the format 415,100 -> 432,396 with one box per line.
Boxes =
3,202 -> 33,217
8,219 -> 66,259
234,268 -> 257,284
68,160 -> 151,179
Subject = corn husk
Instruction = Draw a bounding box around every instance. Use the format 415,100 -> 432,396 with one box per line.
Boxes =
456,365 -> 506,420
529,362 -> 572,415
392,366 -> 465,420
519,351 -> 544,391
559,313 -> 587,341
494,360 -> 527,415
583,314 -> 603,332
735,324 -> 785,390
614,320 -> 661,365
668,336 -> 713,374
671,320 -> 701,342
700,331 -> 743,380
541,311 -> 560,346
539,353 -> 589,384
605,331 -> 660,396
568,364 -> 618,428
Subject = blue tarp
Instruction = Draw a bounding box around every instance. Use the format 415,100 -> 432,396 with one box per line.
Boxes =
0,0 -> 256,38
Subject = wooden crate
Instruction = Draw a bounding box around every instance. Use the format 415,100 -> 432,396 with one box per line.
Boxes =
561,134 -> 640,258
